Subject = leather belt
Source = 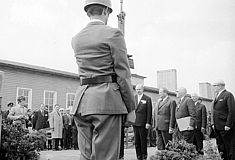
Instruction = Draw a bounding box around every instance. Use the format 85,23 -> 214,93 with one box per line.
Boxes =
80,75 -> 117,86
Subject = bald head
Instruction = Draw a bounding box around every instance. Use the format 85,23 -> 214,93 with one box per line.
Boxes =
176,87 -> 187,98
212,79 -> 225,93
191,93 -> 199,102
136,84 -> 144,95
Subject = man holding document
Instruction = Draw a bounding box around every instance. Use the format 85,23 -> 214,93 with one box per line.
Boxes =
175,87 -> 196,143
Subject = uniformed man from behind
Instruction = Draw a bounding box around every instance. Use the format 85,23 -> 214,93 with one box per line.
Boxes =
71,0 -> 136,159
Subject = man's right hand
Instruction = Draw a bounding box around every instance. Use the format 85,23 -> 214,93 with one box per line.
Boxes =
169,127 -> 174,134
125,110 -> 136,125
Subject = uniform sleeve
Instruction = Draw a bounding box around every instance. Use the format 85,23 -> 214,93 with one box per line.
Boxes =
109,29 -> 136,113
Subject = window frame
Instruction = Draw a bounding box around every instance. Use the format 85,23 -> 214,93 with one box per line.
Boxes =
66,93 -> 75,109
16,87 -> 32,109
43,90 -> 57,113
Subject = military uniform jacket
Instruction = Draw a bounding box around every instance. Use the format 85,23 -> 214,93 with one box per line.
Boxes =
71,21 -> 135,116
153,97 -> 176,131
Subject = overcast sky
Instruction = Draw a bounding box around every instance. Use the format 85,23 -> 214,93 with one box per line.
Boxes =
0,0 -> 235,95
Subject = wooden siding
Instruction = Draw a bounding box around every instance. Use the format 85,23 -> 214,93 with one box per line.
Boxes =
0,66 -> 79,111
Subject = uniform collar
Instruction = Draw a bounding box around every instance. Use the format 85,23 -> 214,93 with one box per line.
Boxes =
90,19 -> 105,24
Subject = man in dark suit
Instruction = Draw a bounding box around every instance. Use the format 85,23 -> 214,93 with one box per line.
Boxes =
191,93 -> 207,154
133,84 -> 152,160
211,80 -> 235,160
175,87 -> 196,143
71,0 -> 136,159
32,104 -> 49,131
153,88 -> 176,150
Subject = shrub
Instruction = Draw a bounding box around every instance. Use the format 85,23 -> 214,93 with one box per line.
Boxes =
0,119 -> 47,160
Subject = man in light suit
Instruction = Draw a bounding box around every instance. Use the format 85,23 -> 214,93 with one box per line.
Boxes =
153,88 -> 176,150
175,87 -> 196,143
211,80 -> 235,160
191,93 -> 207,154
71,0 -> 136,159
8,96 -> 29,128
49,104 -> 63,151
133,84 -> 152,160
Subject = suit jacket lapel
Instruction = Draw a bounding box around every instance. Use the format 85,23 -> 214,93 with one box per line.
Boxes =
158,97 -> 169,110
135,95 -> 138,108
196,103 -> 200,111
136,94 -> 145,110
214,90 -> 226,104
177,96 -> 186,110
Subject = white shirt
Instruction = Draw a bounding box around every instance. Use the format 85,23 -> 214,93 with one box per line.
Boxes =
180,96 -> 185,103
138,94 -> 143,104
216,89 -> 225,99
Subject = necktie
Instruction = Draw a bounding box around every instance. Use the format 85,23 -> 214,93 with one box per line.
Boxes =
158,99 -> 163,108
138,96 -> 141,104
177,99 -> 181,110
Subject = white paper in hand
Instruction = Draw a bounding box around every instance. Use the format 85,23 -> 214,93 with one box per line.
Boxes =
176,116 -> 191,131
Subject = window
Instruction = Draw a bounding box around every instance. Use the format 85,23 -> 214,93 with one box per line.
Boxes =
44,90 -> 57,113
66,93 -> 75,109
16,87 -> 32,109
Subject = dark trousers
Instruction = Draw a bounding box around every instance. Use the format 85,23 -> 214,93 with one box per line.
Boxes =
133,126 -> 148,160
148,128 -> 156,147
157,130 -> 172,150
68,125 -> 72,148
63,126 -> 71,149
193,129 -> 204,151
72,126 -> 78,149
215,128 -> 235,160
53,138 -> 60,150
180,130 -> 195,144
119,125 -> 125,159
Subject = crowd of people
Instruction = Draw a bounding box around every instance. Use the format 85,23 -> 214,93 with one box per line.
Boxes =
1,97 -> 79,151
130,81 -> 234,160
1,80 -> 234,160
1,0 -> 234,160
